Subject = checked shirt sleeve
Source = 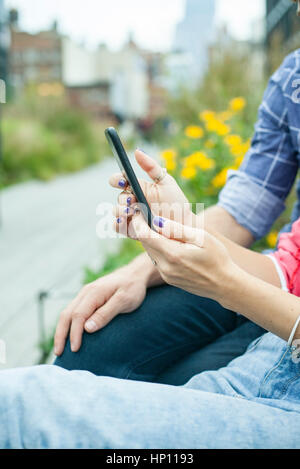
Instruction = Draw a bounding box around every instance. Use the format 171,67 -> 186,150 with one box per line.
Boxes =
218,53 -> 300,240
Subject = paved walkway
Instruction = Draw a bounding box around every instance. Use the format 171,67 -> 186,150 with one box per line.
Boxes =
0,158 -> 123,369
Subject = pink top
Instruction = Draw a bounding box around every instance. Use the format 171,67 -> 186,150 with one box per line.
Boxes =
272,218 -> 300,297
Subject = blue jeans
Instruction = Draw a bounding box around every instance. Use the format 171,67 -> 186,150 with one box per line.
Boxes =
55,285 -> 265,384
1,333 -> 300,448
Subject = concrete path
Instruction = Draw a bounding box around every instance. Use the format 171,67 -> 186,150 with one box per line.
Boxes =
0,158 -> 123,369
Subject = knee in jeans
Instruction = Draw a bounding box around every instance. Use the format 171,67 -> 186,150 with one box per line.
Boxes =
54,315 -> 140,378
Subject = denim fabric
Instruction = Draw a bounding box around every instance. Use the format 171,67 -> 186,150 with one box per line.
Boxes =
55,285 -> 261,383
219,50 -> 300,240
1,333 -> 300,448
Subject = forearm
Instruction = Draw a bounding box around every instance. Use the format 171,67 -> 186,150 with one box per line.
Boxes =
126,252 -> 164,288
194,207 -> 280,287
201,205 -> 254,247
219,266 -> 300,342
211,230 -> 281,288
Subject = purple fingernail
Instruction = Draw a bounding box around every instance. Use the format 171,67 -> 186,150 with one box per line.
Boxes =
137,148 -> 147,154
153,216 -> 165,228
118,179 -> 126,188
124,207 -> 130,214
117,217 -> 122,224
127,197 -> 132,206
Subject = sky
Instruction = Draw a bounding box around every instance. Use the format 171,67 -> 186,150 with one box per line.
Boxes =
4,0 -> 266,51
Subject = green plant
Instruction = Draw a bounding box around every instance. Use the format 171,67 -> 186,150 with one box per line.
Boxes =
1,91 -> 108,186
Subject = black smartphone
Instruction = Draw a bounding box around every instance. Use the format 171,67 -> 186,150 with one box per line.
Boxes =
105,127 -> 154,229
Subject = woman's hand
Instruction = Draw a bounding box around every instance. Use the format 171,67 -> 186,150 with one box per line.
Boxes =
130,213 -> 238,303
54,264 -> 149,355
110,149 -> 195,235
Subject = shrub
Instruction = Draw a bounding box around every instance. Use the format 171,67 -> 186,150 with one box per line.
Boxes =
1,92 -> 107,186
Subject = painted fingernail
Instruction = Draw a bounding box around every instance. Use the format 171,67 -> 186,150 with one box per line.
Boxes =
153,216 -> 165,228
137,148 -> 147,154
117,217 -> 123,224
134,206 -> 140,214
85,320 -> 97,332
118,179 -> 126,188
127,197 -> 132,206
124,207 -> 131,215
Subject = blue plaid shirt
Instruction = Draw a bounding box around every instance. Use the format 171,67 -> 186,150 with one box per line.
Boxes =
219,49 -> 300,240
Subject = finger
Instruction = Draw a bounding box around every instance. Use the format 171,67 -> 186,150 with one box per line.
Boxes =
109,173 -> 129,190
69,316 -> 85,353
54,291 -> 86,356
69,292 -> 102,352
118,192 -> 137,206
135,149 -> 172,185
113,217 -> 129,237
54,312 -> 71,356
131,213 -> 173,254
113,204 -> 134,218
84,294 -> 125,332
152,216 -> 205,247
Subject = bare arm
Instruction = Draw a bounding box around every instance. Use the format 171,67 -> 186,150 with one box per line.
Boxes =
203,205 -> 254,247
219,266 -> 300,343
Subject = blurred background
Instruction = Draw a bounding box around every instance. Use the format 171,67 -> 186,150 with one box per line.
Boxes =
0,0 -> 299,369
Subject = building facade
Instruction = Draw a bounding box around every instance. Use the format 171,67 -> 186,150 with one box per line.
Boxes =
173,0 -> 216,80
9,12 -> 62,90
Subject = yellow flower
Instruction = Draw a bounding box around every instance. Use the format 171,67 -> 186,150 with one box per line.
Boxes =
188,151 -> 215,171
204,139 -> 215,149
235,155 -> 244,167
230,143 -> 245,158
212,167 -> 234,188
161,149 -> 177,172
199,110 -> 215,122
266,231 -> 278,248
184,125 -> 204,139
161,149 -> 177,161
205,119 -> 219,132
215,122 -> 231,136
165,160 -> 177,171
205,119 -> 231,136
224,134 -> 242,147
229,97 -> 246,112
229,141 -> 250,159
181,166 -> 197,179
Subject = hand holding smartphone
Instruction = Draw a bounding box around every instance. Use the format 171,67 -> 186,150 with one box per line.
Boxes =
105,127 -> 155,229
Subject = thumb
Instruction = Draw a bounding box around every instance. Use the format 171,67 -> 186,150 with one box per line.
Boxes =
135,149 -> 172,185
153,216 -> 205,248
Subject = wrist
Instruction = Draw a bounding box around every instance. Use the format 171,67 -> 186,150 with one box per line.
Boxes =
122,252 -> 162,288
214,263 -> 245,310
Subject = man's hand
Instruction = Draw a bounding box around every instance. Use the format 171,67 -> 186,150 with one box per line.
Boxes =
54,266 -> 148,355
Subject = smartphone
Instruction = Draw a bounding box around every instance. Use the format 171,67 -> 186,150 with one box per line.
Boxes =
105,127 -> 154,229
